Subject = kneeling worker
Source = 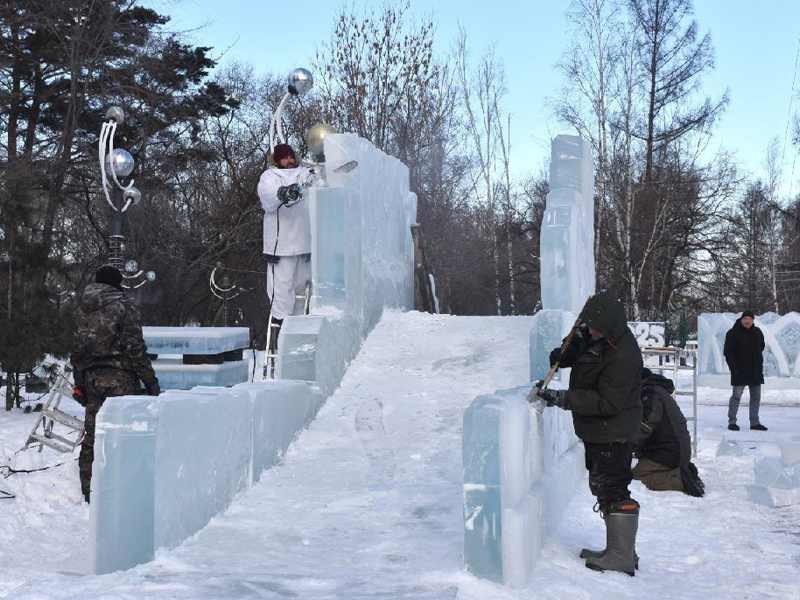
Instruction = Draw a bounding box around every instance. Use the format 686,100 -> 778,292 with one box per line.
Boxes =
632,368 -> 705,497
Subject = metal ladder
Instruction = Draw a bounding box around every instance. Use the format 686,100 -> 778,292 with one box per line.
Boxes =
23,367 -> 84,454
641,346 -> 699,456
263,281 -> 312,379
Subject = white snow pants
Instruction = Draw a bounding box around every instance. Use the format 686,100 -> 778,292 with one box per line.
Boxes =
266,254 -> 311,320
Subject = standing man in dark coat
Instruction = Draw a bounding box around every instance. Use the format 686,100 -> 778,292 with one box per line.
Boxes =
632,369 -> 704,497
70,265 -> 160,503
723,310 -> 766,431
534,291 -> 643,576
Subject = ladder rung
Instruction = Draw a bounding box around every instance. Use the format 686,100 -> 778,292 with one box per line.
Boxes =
43,408 -> 84,431
27,433 -> 75,453
674,391 -> 694,396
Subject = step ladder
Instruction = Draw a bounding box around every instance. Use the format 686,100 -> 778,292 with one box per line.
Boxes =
263,281 -> 312,379
23,367 -> 84,454
641,346 -> 698,456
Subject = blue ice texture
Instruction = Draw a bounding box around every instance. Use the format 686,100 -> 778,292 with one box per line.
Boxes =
91,134 -> 417,574
91,380 -> 324,574
278,133 -> 416,395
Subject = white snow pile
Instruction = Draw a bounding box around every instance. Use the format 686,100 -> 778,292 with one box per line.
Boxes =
1,310 -> 799,599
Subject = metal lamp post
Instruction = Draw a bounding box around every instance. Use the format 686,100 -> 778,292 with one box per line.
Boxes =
99,107 -> 155,290
209,263 -> 245,326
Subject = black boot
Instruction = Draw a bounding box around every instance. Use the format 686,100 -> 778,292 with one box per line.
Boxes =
584,499 -> 639,576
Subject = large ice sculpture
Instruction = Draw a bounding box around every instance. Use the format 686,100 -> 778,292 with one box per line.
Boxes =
278,133 -> 417,394
462,385 -> 583,587
698,312 -> 800,389
91,380 -> 324,574
463,135 -> 594,586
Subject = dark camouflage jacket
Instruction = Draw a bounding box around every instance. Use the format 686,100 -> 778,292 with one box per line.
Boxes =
70,283 -> 157,389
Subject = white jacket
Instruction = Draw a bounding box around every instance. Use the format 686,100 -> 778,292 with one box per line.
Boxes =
257,165 -> 313,256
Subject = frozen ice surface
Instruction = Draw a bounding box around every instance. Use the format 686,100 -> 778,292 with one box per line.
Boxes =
754,456 -> 796,488
143,327 -> 250,354
462,383 -> 581,587
91,380 -> 324,574
529,309 -> 577,384
716,438 -> 745,456
698,311 -> 800,388
153,360 -> 248,390
540,136 -> 595,313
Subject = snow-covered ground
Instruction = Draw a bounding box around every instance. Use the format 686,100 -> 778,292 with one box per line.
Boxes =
1,310 -> 799,599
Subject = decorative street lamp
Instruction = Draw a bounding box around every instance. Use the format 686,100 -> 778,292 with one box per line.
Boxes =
98,106 -> 155,290
209,263 -> 246,327
268,68 -> 313,152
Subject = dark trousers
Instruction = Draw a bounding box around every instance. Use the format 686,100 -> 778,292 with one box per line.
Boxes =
79,368 -> 139,502
584,440 -> 634,508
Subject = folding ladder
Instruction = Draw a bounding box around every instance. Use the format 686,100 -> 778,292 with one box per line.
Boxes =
640,346 -> 699,456
263,281 -> 312,379
23,366 -> 84,453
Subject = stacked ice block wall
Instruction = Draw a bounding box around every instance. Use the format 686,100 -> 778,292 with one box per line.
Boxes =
91,381 -> 324,574
278,133 -> 417,394
698,312 -> 800,389
462,135 -> 594,587
462,386 -> 583,586
91,132 -> 417,574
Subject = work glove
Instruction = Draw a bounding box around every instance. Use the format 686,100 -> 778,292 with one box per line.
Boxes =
533,381 -> 570,410
277,183 -> 302,206
680,462 -> 705,498
144,379 -> 161,396
72,386 -> 87,407
549,347 -> 561,367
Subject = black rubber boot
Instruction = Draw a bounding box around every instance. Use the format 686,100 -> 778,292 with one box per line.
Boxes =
584,499 -> 639,576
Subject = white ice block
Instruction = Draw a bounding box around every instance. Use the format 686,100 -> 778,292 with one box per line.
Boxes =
143,326 -> 250,354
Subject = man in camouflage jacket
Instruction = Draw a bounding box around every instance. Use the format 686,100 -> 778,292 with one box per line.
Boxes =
70,265 -> 160,503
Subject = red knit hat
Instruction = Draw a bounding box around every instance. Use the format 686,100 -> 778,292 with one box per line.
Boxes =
273,144 -> 296,163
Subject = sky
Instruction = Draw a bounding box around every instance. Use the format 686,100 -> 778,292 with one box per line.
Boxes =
142,0 -> 800,196
2,310 -> 800,598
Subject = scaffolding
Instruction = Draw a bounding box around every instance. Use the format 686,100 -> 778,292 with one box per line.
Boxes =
641,346 -> 698,457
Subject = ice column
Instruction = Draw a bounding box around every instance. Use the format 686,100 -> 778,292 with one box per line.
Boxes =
529,135 -> 595,382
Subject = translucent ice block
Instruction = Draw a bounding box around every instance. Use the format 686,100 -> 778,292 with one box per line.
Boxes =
143,326 -> 250,354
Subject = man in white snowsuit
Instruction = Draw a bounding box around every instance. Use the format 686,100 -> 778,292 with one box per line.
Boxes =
257,144 -> 313,346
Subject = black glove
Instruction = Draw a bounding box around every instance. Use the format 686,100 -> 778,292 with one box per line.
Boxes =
535,385 -> 570,410
680,462 -> 705,498
144,379 -> 161,396
72,386 -> 87,407
549,348 -> 561,367
277,183 -> 302,206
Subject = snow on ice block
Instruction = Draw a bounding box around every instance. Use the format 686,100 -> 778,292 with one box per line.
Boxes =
754,457 -> 797,489
716,438 -> 745,457
779,441 -> 800,466
746,485 -> 800,508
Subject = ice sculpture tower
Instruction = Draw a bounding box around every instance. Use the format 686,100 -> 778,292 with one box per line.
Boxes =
530,135 -> 595,381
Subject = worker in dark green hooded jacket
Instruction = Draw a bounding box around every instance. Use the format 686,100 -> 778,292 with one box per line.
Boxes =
534,290 -> 643,576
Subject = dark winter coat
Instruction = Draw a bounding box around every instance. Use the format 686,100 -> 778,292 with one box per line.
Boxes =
70,282 -> 157,390
723,318 -> 765,386
633,371 -> 691,469
557,291 -> 643,444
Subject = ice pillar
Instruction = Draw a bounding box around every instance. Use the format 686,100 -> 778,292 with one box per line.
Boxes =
530,136 -> 595,382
